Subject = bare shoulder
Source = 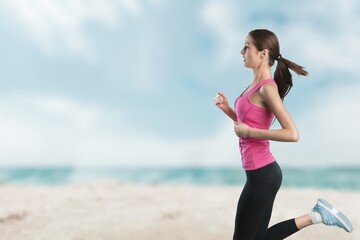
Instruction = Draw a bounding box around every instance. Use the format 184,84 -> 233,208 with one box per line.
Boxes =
259,81 -> 279,100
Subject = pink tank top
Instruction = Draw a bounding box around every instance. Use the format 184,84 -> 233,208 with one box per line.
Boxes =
234,79 -> 276,170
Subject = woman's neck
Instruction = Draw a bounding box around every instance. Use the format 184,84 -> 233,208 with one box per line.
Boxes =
252,63 -> 272,84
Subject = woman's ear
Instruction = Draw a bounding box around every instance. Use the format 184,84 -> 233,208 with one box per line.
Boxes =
260,49 -> 269,60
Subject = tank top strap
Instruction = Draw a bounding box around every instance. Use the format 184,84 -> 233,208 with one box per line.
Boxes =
247,79 -> 276,96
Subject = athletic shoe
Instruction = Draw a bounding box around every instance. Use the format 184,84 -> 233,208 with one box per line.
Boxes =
312,197 -> 353,233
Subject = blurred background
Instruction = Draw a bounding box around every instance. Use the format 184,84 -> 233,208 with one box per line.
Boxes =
0,0 -> 359,188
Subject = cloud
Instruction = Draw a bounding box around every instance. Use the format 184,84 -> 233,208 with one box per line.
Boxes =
0,0 -> 146,58
283,23 -> 360,74
0,93 -> 105,164
1,0 -> 359,168
200,1 -> 245,69
201,0 -> 360,74
0,92 -> 238,167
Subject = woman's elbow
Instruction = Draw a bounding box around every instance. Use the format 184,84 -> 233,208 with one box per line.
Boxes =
289,130 -> 300,142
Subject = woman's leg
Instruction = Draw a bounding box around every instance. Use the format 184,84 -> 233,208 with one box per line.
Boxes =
255,195 -> 301,240
251,162 -> 301,240
233,162 -> 282,240
233,180 -> 269,240
254,196 -> 277,240
295,214 -> 313,229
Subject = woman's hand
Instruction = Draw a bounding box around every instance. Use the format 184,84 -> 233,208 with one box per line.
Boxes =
234,122 -> 251,138
214,92 -> 230,111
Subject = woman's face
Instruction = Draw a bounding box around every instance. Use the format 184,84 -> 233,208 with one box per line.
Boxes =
241,35 -> 262,69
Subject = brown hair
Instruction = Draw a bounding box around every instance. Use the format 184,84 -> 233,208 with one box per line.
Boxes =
249,29 -> 308,99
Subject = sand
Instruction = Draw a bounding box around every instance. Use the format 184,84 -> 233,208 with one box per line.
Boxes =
0,182 -> 358,240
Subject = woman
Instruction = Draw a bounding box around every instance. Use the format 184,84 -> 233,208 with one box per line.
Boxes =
215,29 -> 353,240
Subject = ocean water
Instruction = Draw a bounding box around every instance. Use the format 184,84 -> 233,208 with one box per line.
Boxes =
0,166 -> 359,191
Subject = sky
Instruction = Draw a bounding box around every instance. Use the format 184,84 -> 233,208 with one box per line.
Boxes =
0,0 -> 359,167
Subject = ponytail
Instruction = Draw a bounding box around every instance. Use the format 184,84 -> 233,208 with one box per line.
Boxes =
274,55 -> 308,100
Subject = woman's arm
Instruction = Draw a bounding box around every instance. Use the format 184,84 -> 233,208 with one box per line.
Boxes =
234,83 -> 299,142
215,92 -> 238,122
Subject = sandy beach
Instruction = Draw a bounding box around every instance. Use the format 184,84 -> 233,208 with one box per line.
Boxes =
0,182 -> 358,240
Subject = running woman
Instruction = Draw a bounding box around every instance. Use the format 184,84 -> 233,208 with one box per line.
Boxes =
215,29 -> 353,240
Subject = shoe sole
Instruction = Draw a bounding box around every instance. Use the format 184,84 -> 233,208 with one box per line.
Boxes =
318,198 -> 353,233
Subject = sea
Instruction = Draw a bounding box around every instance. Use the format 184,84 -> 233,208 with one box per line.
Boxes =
0,166 -> 359,191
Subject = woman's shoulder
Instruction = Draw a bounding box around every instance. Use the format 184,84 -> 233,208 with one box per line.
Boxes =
259,80 -> 279,98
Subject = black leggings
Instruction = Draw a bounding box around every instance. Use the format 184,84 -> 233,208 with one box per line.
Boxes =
233,162 -> 299,240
